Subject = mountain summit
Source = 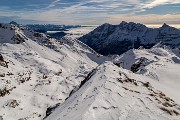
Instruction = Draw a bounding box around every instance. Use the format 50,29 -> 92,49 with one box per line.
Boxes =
79,21 -> 180,55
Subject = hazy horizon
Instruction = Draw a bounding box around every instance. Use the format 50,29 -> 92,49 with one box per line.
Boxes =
4,21 -> 180,29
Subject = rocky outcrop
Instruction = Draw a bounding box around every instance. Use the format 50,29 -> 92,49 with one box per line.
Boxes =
131,57 -> 147,73
12,34 -> 26,44
0,54 -> 4,62
0,54 -> 8,68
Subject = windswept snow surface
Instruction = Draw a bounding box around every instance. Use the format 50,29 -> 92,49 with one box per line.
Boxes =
0,23 -> 109,120
46,62 -> 180,120
46,46 -> 180,120
113,46 -> 180,104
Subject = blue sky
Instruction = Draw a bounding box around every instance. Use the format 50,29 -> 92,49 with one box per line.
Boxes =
0,0 -> 180,26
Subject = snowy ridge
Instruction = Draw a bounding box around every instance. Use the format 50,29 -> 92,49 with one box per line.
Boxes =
113,45 -> 180,103
0,23 -> 109,120
46,62 -> 180,120
79,21 -> 180,55
63,37 -> 101,56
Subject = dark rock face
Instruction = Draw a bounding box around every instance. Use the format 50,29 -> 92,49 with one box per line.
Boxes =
44,103 -> 60,119
47,32 -> 66,39
9,21 -> 18,25
34,32 -> 43,37
12,34 -> 26,44
0,54 -> 4,62
79,21 -> 180,55
5,100 -> 19,108
0,54 -> 8,68
0,87 -> 10,97
131,57 -> 147,73
131,62 -> 142,73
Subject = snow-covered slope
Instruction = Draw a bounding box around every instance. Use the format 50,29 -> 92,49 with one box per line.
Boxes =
46,61 -> 180,120
0,23 -> 109,120
113,45 -> 180,103
79,21 -> 180,55
45,44 -> 180,120
1,23 -> 180,120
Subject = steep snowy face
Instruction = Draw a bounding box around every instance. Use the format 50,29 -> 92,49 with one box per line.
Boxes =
46,62 -> 180,120
79,23 -> 116,52
79,21 -> 180,55
113,45 -> 180,103
0,23 -> 109,120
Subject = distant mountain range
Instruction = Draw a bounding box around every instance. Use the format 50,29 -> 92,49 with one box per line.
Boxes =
25,24 -> 82,39
26,24 -> 81,32
79,21 -> 180,55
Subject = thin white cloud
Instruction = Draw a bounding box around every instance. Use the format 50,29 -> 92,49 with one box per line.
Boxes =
142,0 -> 180,9
47,0 -> 61,9
107,14 -> 180,25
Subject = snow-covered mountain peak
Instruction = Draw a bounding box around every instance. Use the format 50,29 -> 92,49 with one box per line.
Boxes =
119,21 -> 147,30
119,20 -> 127,25
93,23 -> 115,33
161,23 -> 170,28
0,23 -> 27,44
102,23 -> 112,26
80,21 -> 180,55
